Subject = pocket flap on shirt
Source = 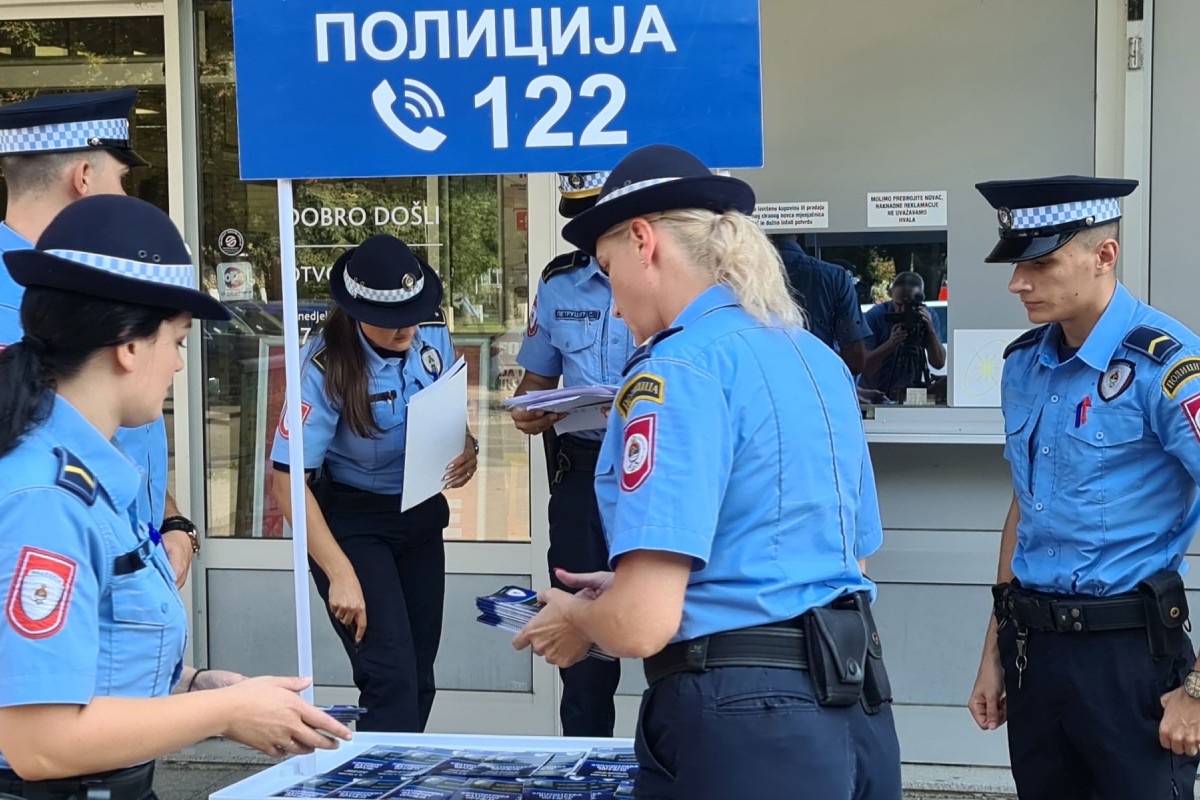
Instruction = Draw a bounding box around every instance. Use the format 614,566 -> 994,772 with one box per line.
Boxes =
1065,407 -> 1144,447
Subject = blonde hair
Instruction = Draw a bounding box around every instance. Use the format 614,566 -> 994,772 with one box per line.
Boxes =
600,208 -> 806,329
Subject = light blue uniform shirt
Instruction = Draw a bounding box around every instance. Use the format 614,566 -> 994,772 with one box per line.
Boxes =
517,254 -> 636,439
270,324 -> 457,495
0,395 -> 187,770
1002,283 -> 1200,596
594,284 -> 882,642
0,221 -> 168,528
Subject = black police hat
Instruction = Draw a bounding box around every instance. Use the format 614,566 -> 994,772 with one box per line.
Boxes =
0,89 -> 149,168
557,171 -> 610,219
2,195 -> 229,320
329,235 -> 444,328
975,175 -> 1137,263
562,145 -> 756,255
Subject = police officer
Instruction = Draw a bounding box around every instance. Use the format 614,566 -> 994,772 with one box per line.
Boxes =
514,145 -> 901,800
861,271 -> 946,402
0,195 -> 350,797
968,177 -> 1200,799
0,89 -> 199,588
511,171 -> 634,737
269,234 -> 477,733
771,233 -> 867,374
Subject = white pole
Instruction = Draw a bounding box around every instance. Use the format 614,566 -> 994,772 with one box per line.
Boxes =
276,179 -> 316,704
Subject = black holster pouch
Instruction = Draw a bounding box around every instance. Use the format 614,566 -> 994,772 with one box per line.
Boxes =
853,591 -> 893,714
804,596 -> 869,707
991,581 -> 1014,623
1138,570 -> 1189,658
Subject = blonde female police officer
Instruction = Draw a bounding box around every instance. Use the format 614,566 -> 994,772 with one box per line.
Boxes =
270,234 -> 477,734
514,145 -> 902,800
0,195 -> 351,799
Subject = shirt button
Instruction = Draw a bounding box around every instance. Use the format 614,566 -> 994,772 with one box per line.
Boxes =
160,603 -> 169,614
611,337 -> 620,344
1035,502 -> 1044,511
1048,548 -> 1056,557
1096,432 -> 1104,440
1051,395 -> 1060,403
1041,447 -> 1050,455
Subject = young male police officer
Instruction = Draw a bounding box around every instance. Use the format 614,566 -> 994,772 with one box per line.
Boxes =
968,176 -> 1200,799
510,172 -> 635,737
0,90 -> 200,587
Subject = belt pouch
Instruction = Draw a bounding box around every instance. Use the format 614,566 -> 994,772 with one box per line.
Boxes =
852,592 -> 893,713
1138,570 -> 1188,658
804,604 -> 868,707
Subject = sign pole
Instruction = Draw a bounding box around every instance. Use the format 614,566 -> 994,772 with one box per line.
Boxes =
276,179 -> 317,713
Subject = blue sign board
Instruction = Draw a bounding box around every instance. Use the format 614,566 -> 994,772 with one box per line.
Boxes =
230,1 -> 762,179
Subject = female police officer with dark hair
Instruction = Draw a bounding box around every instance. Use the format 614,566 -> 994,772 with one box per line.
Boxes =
270,234 -> 477,734
0,195 -> 351,797
514,146 -> 902,799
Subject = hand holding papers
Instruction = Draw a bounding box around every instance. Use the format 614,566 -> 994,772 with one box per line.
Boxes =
476,586 -> 615,661
502,385 -> 616,435
401,356 -> 466,511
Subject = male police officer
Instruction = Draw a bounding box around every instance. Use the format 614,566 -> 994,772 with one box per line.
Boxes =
771,233 -> 867,374
968,176 -> 1200,799
510,171 -> 635,737
0,90 -> 199,586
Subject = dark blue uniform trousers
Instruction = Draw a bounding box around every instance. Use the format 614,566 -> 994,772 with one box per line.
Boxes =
310,493 -> 449,733
998,625 -> 1199,799
547,461 -> 621,737
634,666 -> 902,799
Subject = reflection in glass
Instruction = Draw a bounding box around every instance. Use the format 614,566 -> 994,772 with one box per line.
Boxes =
196,1 -> 530,542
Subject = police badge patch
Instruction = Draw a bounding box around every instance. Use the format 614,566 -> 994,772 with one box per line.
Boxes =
420,345 -> 443,377
620,414 -> 656,492
5,546 -> 77,639
1098,359 -> 1135,402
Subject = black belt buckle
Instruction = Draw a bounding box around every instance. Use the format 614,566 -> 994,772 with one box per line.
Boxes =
1049,601 -> 1087,633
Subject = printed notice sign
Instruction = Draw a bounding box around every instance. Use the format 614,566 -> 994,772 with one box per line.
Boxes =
752,202 -> 829,231
867,191 -> 947,228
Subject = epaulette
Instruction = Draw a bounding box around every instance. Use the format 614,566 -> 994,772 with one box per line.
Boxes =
310,346 -> 328,373
54,447 -> 96,505
420,306 -> 447,327
541,250 -> 590,282
621,326 -> 682,376
1003,325 -> 1050,360
1123,325 -> 1182,363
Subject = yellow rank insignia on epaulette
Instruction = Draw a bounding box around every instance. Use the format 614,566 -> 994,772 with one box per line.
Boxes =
420,307 -> 447,327
53,447 -> 97,505
311,346 -> 328,373
617,372 -> 665,418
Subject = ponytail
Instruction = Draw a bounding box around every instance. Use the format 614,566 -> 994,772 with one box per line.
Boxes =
602,208 -> 806,329
320,307 -> 380,439
0,287 -> 177,457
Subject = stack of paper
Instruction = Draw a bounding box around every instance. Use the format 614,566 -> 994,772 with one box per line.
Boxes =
402,357 -> 467,511
501,385 -> 617,434
475,586 -> 615,661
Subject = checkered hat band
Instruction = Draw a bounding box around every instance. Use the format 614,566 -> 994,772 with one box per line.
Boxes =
344,269 -> 424,304
597,177 -> 682,205
0,118 -> 129,155
46,249 -> 195,288
558,172 -> 609,196
1010,198 -> 1122,231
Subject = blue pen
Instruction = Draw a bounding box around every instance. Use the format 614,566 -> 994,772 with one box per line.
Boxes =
148,524 -> 162,546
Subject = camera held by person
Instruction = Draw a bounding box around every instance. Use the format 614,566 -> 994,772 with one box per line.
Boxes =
861,272 -> 947,402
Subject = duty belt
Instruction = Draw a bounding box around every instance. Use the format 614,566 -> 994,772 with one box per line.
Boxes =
642,623 -> 808,687
0,761 -> 154,800
554,437 -> 601,479
999,587 -> 1147,634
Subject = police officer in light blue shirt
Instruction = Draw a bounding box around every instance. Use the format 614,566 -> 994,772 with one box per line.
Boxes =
270,234 -> 477,734
968,177 -> 1200,800
0,89 -> 198,587
512,171 -> 635,738
515,146 -> 900,800
0,195 -> 350,798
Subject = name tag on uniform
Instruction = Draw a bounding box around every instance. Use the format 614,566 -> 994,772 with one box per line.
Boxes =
555,309 -> 602,322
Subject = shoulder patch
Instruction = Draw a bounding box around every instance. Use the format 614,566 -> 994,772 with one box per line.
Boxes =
53,447 -> 96,505
419,306 -> 447,327
5,546 -> 77,639
1162,357 -> 1200,399
621,326 -> 682,376
1124,325 -> 1182,364
1003,325 -> 1050,360
617,372 -> 666,418
310,346 -> 328,373
540,250 -> 590,282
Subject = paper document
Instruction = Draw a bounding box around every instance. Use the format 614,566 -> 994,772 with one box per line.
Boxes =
401,356 -> 467,511
502,385 -> 616,434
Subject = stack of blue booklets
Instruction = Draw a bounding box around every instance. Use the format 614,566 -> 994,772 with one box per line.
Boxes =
475,586 -> 615,661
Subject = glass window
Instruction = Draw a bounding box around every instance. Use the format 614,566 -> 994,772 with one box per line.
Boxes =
196,1 -> 530,543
